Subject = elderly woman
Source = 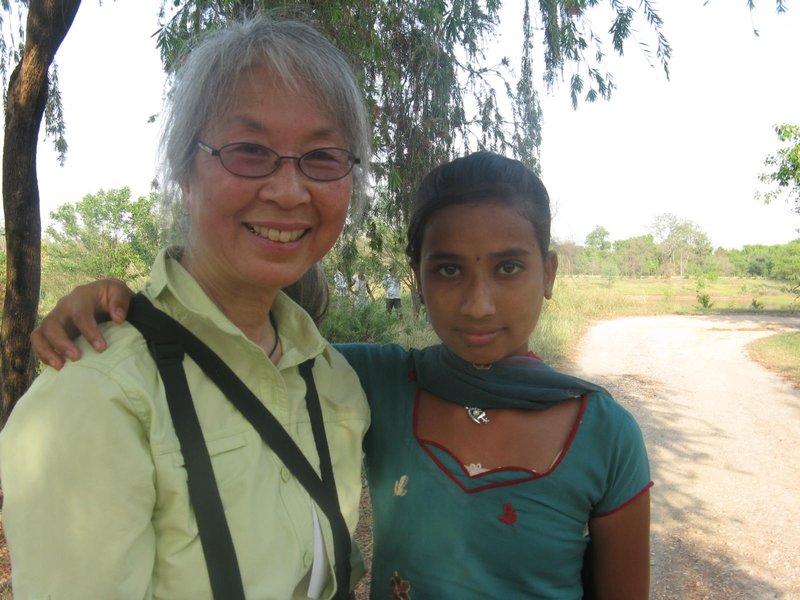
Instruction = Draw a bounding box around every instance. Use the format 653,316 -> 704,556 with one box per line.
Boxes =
0,16 -> 370,600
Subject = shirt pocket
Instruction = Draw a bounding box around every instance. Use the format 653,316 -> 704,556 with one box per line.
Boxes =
170,432 -> 250,488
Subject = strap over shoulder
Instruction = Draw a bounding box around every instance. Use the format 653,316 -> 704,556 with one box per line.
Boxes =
127,293 -> 353,600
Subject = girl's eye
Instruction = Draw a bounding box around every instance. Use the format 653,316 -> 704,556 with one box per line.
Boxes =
436,264 -> 461,278
498,261 -> 523,276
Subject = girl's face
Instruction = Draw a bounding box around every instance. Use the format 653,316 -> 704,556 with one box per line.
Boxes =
181,66 -> 353,297
414,200 -> 558,365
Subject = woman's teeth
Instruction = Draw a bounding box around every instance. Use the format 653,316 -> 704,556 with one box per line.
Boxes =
246,224 -> 305,242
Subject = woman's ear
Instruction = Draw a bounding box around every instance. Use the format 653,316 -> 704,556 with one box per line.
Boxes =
180,178 -> 192,213
543,251 -> 558,300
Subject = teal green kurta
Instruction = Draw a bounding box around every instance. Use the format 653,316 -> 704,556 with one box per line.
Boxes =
338,342 -> 651,600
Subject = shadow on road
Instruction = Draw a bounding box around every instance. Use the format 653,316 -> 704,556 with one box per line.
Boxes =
595,373 -> 785,600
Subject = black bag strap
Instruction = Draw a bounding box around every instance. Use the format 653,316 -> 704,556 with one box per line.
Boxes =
127,294 -> 352,600
141,336 -> 245,600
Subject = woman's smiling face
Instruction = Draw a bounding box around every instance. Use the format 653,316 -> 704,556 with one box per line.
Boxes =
181,66 -> 353,296
415,199 -> 558,365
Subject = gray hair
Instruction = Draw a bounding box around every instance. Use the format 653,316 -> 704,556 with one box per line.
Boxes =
159,15 -> 371,233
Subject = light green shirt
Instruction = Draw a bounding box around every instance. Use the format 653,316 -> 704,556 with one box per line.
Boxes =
0,251 -> 370,599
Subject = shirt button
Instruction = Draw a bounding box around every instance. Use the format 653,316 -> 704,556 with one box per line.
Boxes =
303,552 -> 313,567
280,467 -> 291,482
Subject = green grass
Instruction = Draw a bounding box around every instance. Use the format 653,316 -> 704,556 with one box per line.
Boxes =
746,332 -> 800,386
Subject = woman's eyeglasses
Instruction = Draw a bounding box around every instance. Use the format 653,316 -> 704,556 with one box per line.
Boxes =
196,141 -> 360,182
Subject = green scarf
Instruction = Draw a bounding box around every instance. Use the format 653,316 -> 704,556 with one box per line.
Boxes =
410,344 -> 606,410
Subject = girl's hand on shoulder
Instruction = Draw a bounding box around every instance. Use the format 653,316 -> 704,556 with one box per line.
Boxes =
31,279 -> 135,370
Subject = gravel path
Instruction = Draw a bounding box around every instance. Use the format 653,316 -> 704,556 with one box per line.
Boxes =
575,314 -> 800,600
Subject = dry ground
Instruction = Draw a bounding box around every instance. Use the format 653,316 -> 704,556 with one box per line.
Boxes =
576,314 -> 800,600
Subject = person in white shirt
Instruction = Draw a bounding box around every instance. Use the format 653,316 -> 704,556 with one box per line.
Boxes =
383,266 -> 402,315
351,270 -> 373,306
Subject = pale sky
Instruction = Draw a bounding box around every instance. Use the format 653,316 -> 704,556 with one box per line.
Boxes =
10,0 -> 800,250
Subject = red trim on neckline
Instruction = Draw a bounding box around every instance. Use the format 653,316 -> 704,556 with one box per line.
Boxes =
412,390 -> 589,494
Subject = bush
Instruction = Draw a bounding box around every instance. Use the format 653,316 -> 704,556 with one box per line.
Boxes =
320,300 -> 400,344
696,292 -> 714,309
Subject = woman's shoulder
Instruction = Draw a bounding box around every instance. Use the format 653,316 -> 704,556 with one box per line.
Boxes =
3,322 -> 157,441
45,320 -> 152,377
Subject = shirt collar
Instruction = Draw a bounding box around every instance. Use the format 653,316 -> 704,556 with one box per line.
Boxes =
146,248 -> 331,368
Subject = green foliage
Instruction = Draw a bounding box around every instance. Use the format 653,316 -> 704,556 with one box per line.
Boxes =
44,188 -> 163,281
720,240 -> 800,282
612,235 -> 658,278
538,1 -> 670,109
696,293 -> 713,309
558,217 -> 797,284
767,239 -> 800,281
320,299 -> 400,344
602,261 -> 620,286
747,331 -> 800,385
695,278 -> 713,309
757,123 -> 800,214
152,0 -> 671,257
585,225 -> 611,251
651,213 -> 713,277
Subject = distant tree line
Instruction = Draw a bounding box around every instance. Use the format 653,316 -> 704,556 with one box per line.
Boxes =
13,195 -> 795,301
553,214 -> 799,283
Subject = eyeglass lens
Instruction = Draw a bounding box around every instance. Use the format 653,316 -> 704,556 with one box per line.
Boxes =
219,143 -> 355,181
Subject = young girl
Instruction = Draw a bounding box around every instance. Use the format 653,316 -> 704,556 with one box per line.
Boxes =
31,151 -> 652,599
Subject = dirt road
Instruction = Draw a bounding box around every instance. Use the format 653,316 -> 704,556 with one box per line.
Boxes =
575,314 -> 800,600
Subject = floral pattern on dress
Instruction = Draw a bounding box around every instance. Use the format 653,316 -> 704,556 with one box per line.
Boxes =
389,571 -> 411,599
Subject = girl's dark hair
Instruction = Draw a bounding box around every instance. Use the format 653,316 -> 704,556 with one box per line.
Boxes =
406,151 -> 552,265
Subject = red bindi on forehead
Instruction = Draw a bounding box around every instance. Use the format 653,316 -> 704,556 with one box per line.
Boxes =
475,257 -> 481,262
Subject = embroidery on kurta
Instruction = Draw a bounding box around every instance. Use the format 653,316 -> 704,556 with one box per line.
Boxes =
389,571 -> 411,599
498,503 -> 517,528
393,474 -> 408,496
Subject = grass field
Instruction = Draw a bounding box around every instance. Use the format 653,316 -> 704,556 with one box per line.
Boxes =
747,331 -> 800,384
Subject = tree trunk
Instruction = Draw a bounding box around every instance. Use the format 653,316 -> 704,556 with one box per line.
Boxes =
1,0 -> 82,425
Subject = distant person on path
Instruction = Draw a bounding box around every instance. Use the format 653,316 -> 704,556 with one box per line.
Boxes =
334,268 -> 349,299
383,266 -> 402,315
351,269 -> 373,306
32,151 -> 652,599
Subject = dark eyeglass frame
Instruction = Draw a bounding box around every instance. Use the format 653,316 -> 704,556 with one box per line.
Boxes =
196,141 -> 360,182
